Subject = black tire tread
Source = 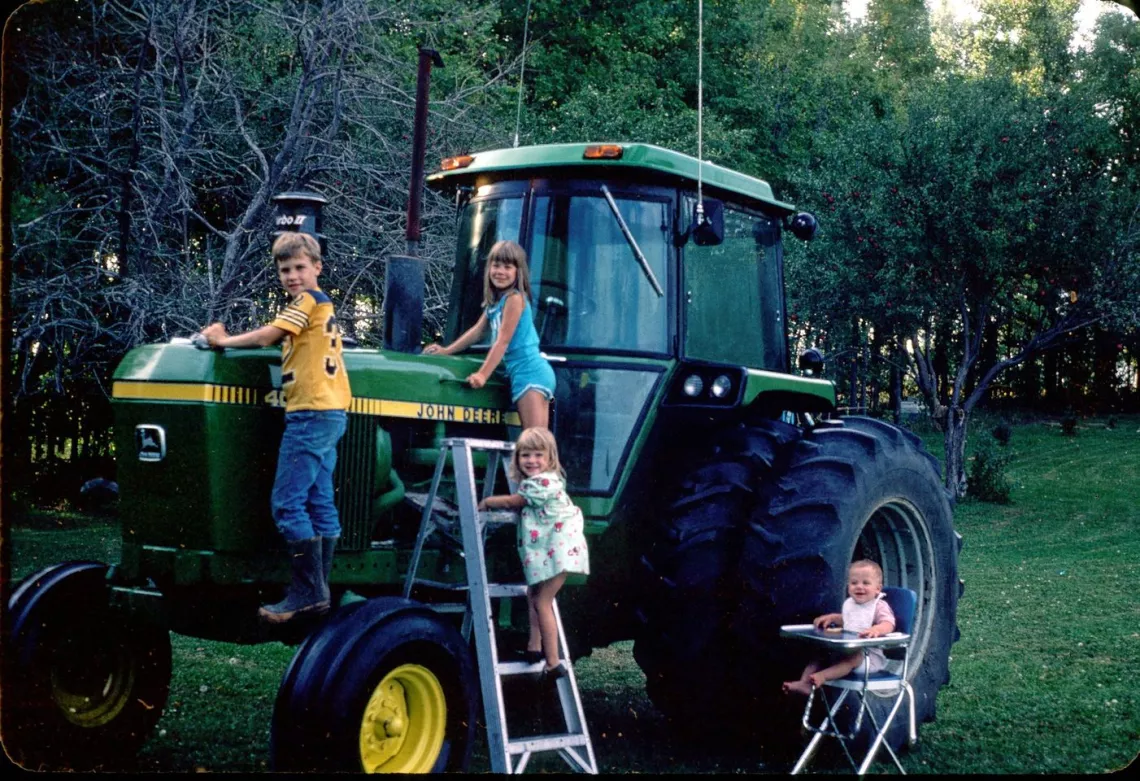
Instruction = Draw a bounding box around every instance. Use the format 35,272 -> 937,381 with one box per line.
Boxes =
270,597 -> 477,773
3,561 -> 172,771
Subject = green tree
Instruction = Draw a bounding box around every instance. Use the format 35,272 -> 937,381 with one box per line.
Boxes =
789,59 -> 1138,497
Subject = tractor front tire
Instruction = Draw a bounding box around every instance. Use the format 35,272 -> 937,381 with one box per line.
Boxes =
2,561 -> 172,771
270,597 -> 478,773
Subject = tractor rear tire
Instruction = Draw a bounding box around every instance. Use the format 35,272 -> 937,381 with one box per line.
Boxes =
632,416 -> 959,760
270,596 -> 478,773
738,416 -> 959,756
2,561 -> 172,771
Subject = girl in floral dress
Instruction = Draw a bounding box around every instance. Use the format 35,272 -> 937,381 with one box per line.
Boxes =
477,427 -> 589,678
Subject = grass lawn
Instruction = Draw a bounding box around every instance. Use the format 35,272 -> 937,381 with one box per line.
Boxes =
4,415 -> 1138,773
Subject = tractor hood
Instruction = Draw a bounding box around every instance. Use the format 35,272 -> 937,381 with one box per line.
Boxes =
112,341 -> 520,426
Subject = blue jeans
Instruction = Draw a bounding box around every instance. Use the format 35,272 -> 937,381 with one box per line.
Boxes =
271,410 -> 347,542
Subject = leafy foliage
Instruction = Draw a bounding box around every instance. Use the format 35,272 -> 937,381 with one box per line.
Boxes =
967,433 -> 1013,503
992,418 -> 1013,445
6,0 -> 517,498
6,0 -> 1139,503
784,4 -> 1140,496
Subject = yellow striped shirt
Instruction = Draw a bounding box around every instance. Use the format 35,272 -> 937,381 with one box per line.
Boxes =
270,289 -> 352,412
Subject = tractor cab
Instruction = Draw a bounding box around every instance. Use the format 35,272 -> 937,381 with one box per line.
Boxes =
427,142 -> 820,497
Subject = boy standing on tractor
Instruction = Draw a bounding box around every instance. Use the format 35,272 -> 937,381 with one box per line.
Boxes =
200,232 -> 352,623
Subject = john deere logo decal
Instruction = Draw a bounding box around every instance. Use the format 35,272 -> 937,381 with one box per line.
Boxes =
135,425 -> 167,462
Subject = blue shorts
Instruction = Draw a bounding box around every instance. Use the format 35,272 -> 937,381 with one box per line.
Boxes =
505,354 -> 556,404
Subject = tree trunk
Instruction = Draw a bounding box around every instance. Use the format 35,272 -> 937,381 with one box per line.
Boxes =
944,406 -> 969,499
1043,347 -> 1059,411
1017,354 -> 1040,411
1067,329 -> 1093,410
1092,326 -> 1120,412
967,317 -> 1000,404
933,333 -> 950,406
890,337 -> 903,425
861,345 -> 870,413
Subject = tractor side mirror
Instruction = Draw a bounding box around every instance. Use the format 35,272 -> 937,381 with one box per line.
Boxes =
798,348 -> 825,377
788,211 -> 818,242
690,199 -> 724,246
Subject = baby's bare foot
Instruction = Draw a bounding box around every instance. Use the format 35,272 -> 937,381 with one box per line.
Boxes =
783,679 -> 813,696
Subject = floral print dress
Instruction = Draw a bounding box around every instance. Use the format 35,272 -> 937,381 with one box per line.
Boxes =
516,471 -> 590,586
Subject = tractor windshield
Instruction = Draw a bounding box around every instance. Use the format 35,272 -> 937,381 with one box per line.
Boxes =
446,188 -> 670,355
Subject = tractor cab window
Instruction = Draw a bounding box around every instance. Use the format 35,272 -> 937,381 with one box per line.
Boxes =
444,196 -> 523,344
530,193 -> 669,354
448,188 -> 670,356
682,198 -> 787,371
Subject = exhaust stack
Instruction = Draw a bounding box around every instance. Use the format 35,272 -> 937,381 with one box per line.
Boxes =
384,48 -> 444,353
271,191 -> 328,252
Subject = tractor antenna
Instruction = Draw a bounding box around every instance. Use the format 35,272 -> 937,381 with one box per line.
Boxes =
513,0 -> 533,148
695,0 -> 705,223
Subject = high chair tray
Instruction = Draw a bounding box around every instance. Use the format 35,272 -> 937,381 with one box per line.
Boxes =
779,624 -> 911,650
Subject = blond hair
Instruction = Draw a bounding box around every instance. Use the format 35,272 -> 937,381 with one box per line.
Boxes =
271,232 -> 322,266
849,559 -> 883,584
508,426 -> 565,482
482,239 -> 531,307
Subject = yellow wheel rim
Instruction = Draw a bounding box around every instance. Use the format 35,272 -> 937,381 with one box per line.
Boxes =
50,642 -> 136,728
358,663 -> 447,773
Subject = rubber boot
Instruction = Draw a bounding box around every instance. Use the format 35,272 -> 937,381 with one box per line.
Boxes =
258,537 -> 330,624
319,535 -> 338,608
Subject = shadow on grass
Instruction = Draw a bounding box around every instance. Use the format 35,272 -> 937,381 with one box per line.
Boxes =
5,505 -> 120,530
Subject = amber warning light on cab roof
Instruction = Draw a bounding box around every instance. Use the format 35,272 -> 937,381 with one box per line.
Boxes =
583,144 -> 623,159
439,154 -> 475,171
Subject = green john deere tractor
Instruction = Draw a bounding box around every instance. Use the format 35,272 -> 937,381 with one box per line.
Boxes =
3,141 -> 960,772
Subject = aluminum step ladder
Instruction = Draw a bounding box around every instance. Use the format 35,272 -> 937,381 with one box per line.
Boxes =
403,437 -> 598,774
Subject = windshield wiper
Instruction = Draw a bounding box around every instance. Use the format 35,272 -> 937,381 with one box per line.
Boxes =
599,184 -> 665,298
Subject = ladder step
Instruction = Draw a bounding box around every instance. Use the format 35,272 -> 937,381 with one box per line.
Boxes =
441,437 -> 515,452
404,491 -> 460,518
488,583 -> 528,598
495,660 -> 546,676
508,734 -> 592,754
480,509 -> 520,526
410,579 -> 468,592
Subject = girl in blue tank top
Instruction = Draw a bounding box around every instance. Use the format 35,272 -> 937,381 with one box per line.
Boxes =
423,240 -> 556,429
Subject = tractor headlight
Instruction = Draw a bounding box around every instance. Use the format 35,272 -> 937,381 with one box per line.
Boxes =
664,362 -> 745,409
710,375 -> 732,398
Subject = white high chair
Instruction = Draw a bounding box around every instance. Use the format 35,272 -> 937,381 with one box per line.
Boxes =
780,586 -> 918,775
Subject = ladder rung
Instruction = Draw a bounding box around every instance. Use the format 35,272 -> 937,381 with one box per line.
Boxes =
495,660 -> 545,676
488,583 -> 528,598
508,734 -> 592,754
480,509 -> 519,526
404,491 -> 460,517
410,579 -> 469,592
441,437 -> 515,452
